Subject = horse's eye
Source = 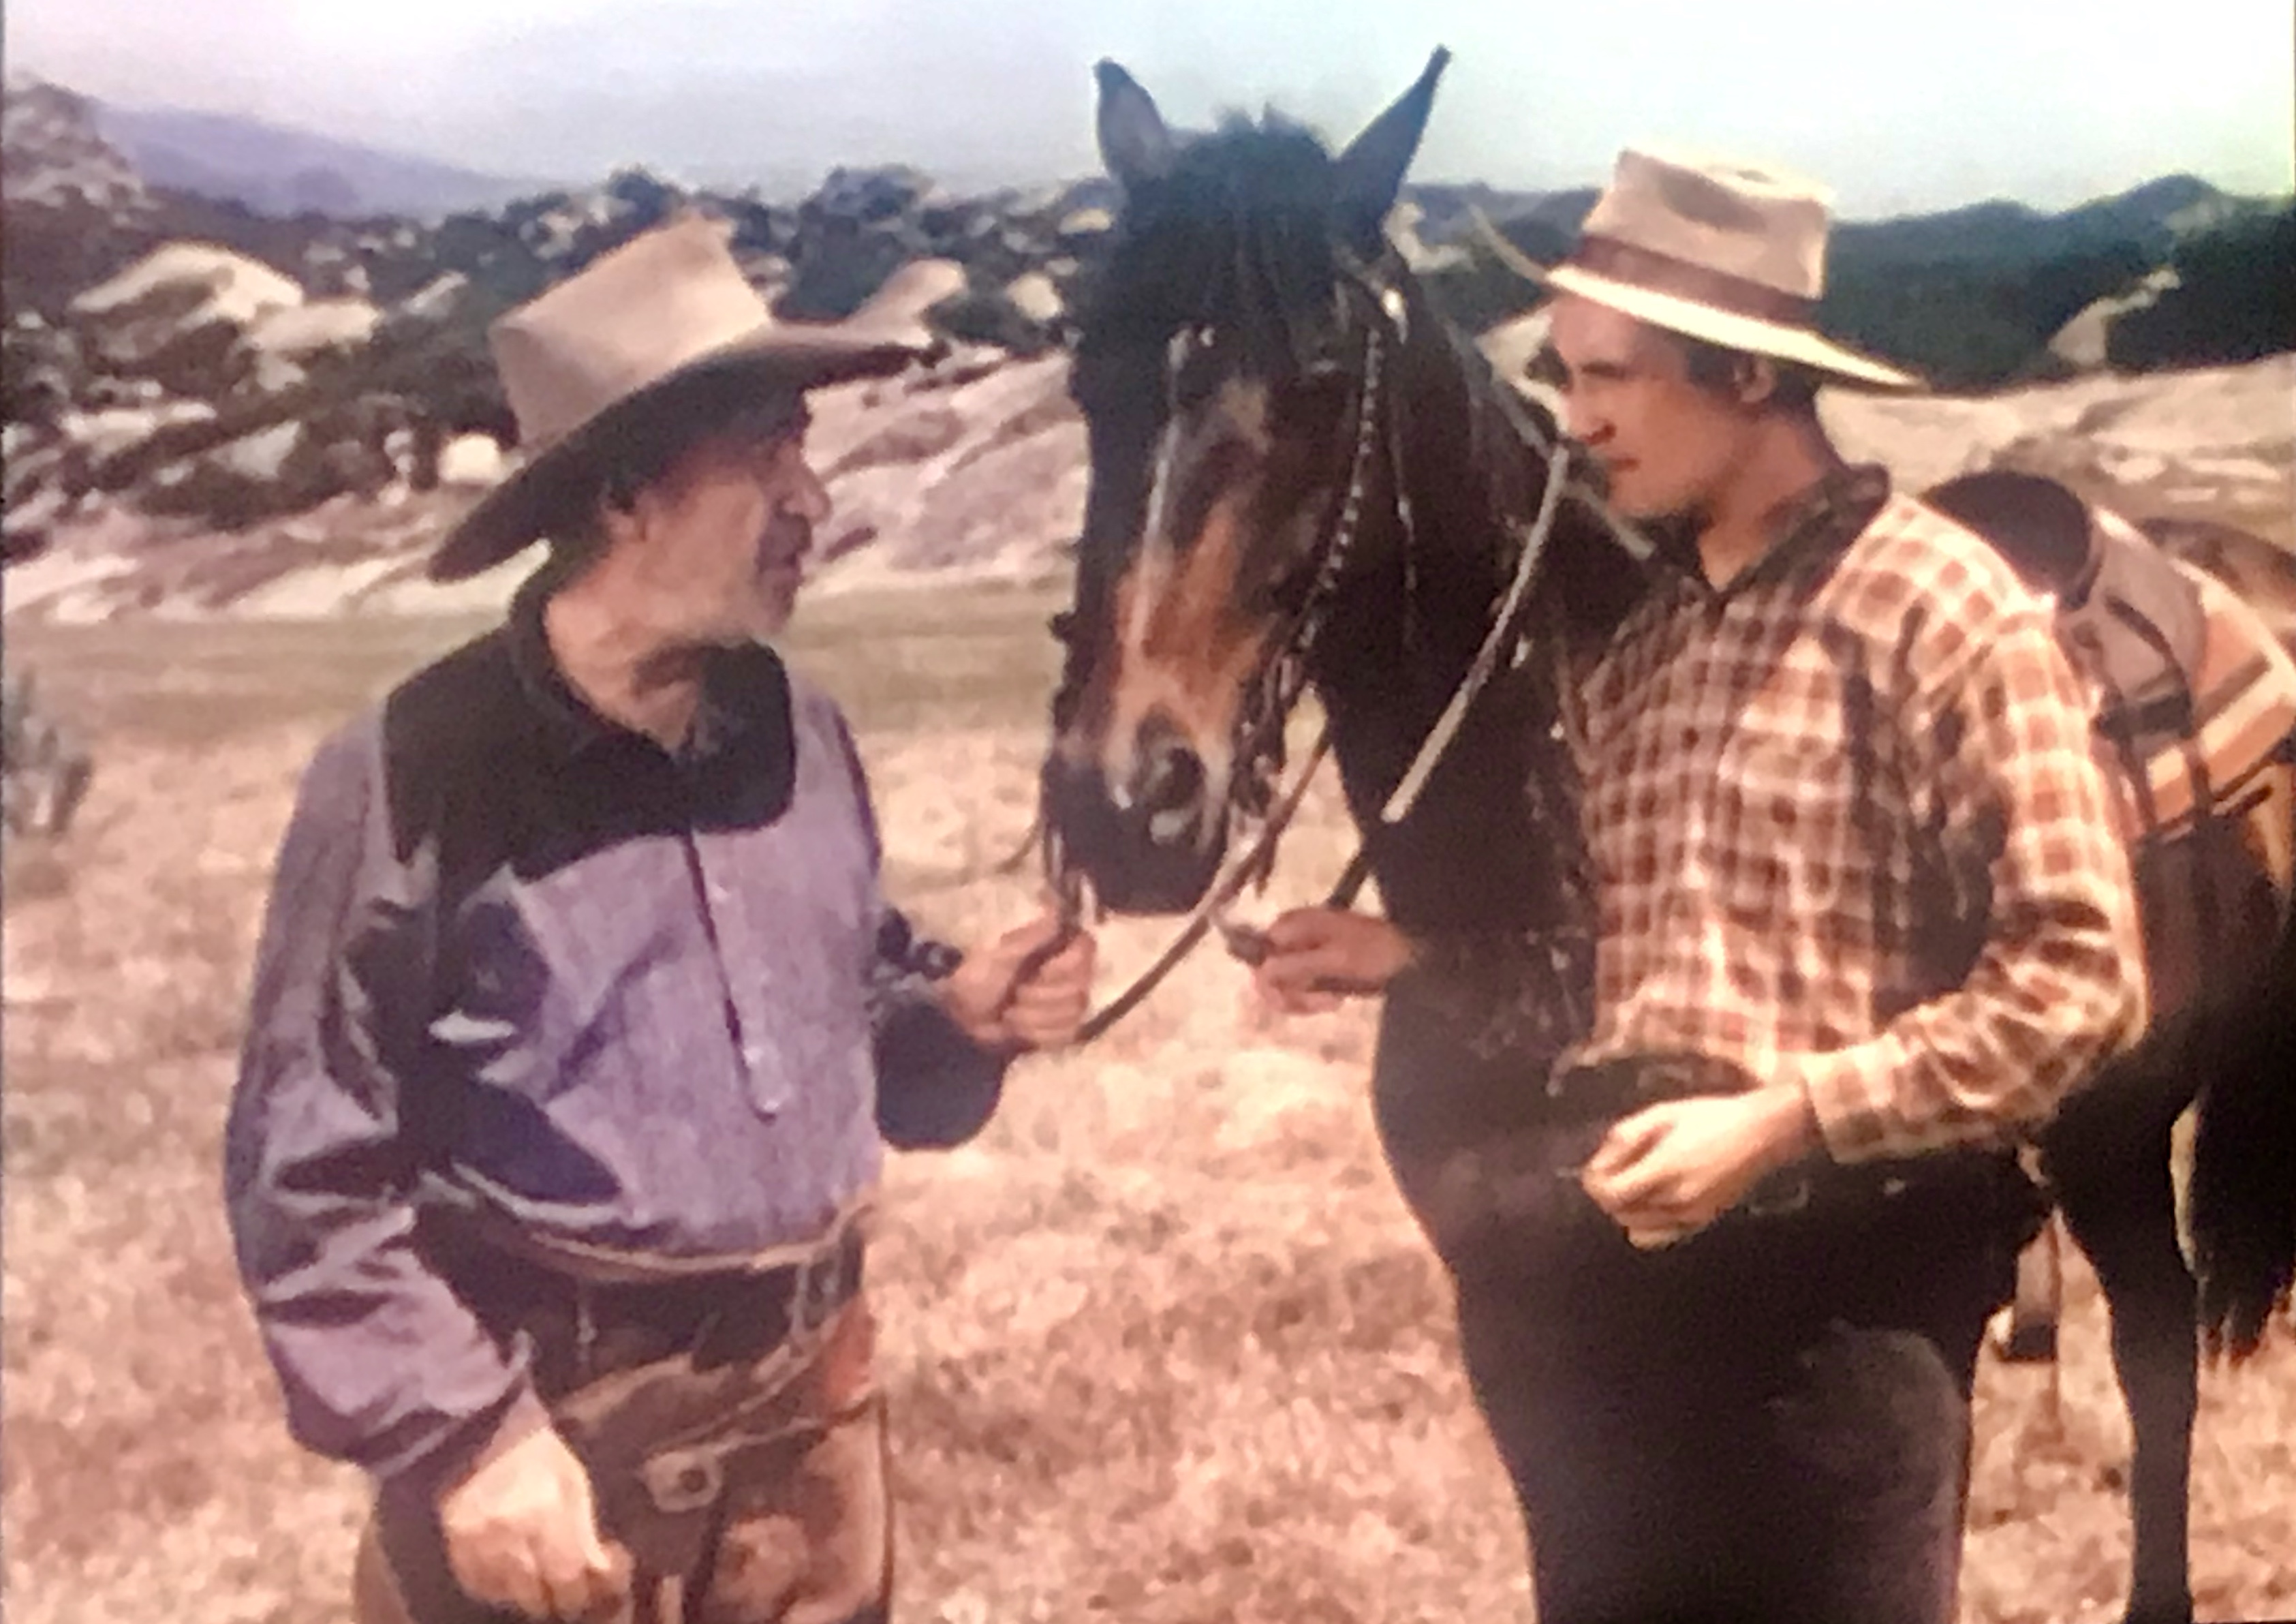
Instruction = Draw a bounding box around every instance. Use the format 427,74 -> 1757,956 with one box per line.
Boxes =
1070,350 -> 1162,420
1273,369 -> 1350,435
1172,340 -> 1226,408
1166,325 -> 1217,373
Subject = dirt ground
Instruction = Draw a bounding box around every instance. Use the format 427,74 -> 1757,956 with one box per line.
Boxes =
5,590 -> 2293,1624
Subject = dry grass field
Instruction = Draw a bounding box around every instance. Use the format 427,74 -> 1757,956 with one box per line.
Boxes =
5,588 -> 2293,1624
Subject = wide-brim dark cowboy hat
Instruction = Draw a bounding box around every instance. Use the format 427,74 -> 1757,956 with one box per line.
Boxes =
429,212 -> 959,583
1469,146 -> 1921,393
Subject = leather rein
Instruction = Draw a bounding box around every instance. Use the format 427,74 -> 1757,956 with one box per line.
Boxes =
1027,257 -> 1581,1044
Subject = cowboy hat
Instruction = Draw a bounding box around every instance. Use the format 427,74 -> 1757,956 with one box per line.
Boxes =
429,213 -> 958,583
1472,147 -> 1921,392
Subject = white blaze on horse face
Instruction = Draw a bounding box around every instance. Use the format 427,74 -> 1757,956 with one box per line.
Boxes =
1119,407 -> 1187,690
1094,375 -> 1281,829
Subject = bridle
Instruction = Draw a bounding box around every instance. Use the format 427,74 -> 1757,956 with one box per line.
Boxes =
1025,247 -> 1589,1043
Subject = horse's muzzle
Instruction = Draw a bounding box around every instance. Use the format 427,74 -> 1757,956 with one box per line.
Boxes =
1042,726 -> 1229,915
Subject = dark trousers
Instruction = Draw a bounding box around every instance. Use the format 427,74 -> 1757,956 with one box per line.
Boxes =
1446,1134 -> 2028,1624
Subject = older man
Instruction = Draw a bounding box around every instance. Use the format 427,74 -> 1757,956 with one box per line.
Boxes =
224,217 -> 1097,1624
1250,151 -> 2147,1623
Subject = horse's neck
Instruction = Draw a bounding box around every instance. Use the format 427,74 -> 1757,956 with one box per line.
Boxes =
1312,295 -> 1565,738
1310,484 -> 1577,933
1293,276 -> 1615,933
1318,649 -> 1577,932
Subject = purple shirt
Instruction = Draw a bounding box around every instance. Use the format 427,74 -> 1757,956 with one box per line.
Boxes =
223,574 -> 1006,1493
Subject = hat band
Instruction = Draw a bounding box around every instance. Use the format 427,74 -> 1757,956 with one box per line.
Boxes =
1566,235 -> 1818,328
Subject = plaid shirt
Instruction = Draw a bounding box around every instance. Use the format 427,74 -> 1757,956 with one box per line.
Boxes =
1558,464 -> 2147,1163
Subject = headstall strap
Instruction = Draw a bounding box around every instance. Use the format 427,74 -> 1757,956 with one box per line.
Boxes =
1042,287 -> 1401,1037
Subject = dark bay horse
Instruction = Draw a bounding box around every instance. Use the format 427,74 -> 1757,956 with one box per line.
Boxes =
1036,49 -> 2296,1624
1041,50 -> 1636,1253
1927,472 -> 2296,1623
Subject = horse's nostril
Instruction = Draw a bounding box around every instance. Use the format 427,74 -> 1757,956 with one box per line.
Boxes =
1138,735 -> 1206,818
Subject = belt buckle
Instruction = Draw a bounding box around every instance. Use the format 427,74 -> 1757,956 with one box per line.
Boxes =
789,1237 -> 848,1337
1743,1170 -> 1814,1219
642,1443 -> 725,1515
1639,1056 -> 1703,1099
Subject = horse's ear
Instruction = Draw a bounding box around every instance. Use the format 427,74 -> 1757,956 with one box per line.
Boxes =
1096,59 -> 1176,192
1333,46 -> 1451,250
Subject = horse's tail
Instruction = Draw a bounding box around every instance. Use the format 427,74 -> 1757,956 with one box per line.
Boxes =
2188,903 -> 2296,1362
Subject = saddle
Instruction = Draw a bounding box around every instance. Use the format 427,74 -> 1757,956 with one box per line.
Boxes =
1924,472 -> 2293,1031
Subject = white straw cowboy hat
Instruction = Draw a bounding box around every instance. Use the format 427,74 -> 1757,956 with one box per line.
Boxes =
1475,147 -> 1921,392
430,212 -> 957,582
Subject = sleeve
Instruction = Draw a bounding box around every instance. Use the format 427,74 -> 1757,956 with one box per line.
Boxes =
221,720 -> 550,1499
1794,590 -> 2150,1161
822,708 -> 1012,1150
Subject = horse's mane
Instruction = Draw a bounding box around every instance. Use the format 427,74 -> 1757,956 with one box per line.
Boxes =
1427,303 -> 1567,531
1072,107 -> 1634,637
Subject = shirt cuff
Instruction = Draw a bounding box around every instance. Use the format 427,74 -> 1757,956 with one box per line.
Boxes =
1788,1037 -> 1905,1165
379,1379 -> 555,1508
873,988 -> 1012,1150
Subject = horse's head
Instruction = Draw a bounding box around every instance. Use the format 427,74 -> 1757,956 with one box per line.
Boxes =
1043,50 -> 1452,914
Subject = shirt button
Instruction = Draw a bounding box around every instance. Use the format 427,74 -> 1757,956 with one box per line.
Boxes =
742,1041 -> 768,1072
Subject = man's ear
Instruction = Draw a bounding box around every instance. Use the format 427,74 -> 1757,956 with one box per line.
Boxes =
1734,354 -> 1782,410
593,467 -> 658,553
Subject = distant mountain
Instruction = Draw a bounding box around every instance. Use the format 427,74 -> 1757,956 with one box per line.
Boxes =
89,101 -> 561,221
3,65 -> 2287,464
2,74 -> 151,215
1816,175 -> 2291,389
1436,172 -> 2275,275
1,77 -> 164,316
1403,181 -> 1592,245
1831,174 -> 2272,269
1416,170 -> 2292,390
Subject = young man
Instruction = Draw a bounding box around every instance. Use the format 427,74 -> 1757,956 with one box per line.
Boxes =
1249,150 -> 2147,1623
224,217 -> 1098,1624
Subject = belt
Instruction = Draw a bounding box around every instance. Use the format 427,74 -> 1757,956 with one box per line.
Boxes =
1545,1051 -> 2041,1229
567,1221 -> 864,1370
414,1194 -> 871,1396
1542,1048 -> 1763,1120
582,1294 -> 879,1527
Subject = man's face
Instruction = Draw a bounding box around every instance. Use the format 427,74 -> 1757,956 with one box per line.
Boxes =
627,413 -> 832,643
1544,294 -> 1756,525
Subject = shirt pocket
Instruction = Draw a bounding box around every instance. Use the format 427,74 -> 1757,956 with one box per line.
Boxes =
1711,692 -> 1860,929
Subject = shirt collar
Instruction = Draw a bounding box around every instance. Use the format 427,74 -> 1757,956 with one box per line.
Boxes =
503,566 -> 794,770
1646,461 -> 1894,602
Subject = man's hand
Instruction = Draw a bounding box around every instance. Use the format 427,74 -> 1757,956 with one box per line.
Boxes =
937,909 -> 1098,1053
435,1424 -> 630,1621
1247,907 -> 1416,1016
1579,1086 -> 1821,1248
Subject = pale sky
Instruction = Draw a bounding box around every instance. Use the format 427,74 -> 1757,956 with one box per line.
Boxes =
7,0 -> 2291,216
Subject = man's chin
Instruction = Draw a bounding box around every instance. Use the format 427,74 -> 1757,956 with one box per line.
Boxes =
1611,488 -> 1696,530
1605,482 -> 1661,521
747,580 -> 801,640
